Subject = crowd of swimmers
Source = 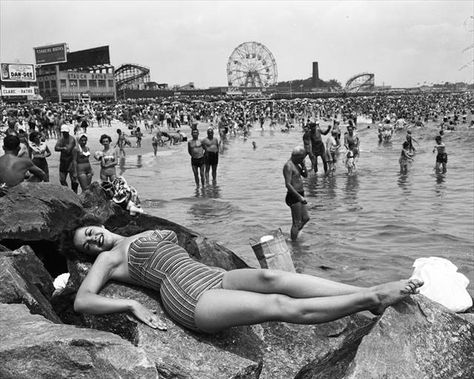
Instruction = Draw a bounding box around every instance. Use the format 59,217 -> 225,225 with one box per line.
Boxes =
0,92 -> 471,212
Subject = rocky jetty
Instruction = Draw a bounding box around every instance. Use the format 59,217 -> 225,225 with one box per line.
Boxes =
0,183 -> 473,378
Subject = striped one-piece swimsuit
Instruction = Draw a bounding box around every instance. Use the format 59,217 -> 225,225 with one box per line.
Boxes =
127,230 -> 224,331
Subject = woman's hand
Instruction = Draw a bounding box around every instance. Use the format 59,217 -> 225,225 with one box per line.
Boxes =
130,301 -> 167,330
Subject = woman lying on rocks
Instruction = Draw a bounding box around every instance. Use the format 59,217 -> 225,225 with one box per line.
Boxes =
73,226 -> 424,333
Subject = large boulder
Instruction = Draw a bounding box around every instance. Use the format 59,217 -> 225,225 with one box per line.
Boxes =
0,304 -> 158,379
0,245 -> 60,323
0,183 -> 84,242
0,183 -> 85,277
295,295 -> 474,379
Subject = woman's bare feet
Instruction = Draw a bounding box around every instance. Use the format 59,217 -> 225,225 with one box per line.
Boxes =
370,278 -> 424,315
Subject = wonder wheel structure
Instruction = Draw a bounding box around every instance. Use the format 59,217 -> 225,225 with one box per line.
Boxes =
227,42 -> 278,87
345,73 -> 375,92
115,63 -> 150,91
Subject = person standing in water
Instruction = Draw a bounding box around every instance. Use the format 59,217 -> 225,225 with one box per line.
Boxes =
95,134 -> 118,182
344,124 -> 360,158
55,124 -> 78,193
309,121 -> 332,174
433,135 -> 447,173
73,134 -> 93,192
283,146 -> 310,241
406,130 -> 417,154
188,128 -> 205,186
325,130 -> 340,173
399,141 -> 414,174
201,127 -> 220,183
29,131 -> 51,182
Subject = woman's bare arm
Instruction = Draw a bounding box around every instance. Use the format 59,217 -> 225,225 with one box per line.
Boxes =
74,252 -> 133,314
74,250 -> 165,329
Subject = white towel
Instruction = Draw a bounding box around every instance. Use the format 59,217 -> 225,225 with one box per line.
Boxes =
411,257 -> 472,313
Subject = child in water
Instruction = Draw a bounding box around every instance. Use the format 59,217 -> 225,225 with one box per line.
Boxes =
135,127 -> 143,148
399,141 -> 414,174
345,149 -> 356,174
326,130 -> 340,173
433,135 -> 447,173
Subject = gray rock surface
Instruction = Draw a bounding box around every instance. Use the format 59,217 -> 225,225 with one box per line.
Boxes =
0,246 -> 60,323
0,182 -> 84,241
0,303 -> 158,379
295,295 -> 474,379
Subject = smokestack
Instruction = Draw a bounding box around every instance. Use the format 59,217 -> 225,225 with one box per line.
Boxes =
312,62 -> 319,87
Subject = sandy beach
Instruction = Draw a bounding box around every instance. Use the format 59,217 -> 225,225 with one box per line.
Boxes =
40,120 -> 195,187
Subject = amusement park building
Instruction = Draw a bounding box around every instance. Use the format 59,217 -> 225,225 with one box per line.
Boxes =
35,45 -> 116,102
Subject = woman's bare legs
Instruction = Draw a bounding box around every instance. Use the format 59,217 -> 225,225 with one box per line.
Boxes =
222,269 -> 364,298
195,277 -> 423,333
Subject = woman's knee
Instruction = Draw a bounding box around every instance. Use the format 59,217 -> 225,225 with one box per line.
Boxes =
254,269 -> 289,291
267,293 -> 297,320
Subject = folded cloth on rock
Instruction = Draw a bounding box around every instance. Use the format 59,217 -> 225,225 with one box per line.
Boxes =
53,273 -> 70,295
411,257 -> 472,312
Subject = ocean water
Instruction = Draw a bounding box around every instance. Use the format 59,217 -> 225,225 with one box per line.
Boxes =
116,121 -> 473,291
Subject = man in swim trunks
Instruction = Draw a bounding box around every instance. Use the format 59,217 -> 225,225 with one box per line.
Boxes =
433,135 -> 447,173
201,127 -> 220,183
55,124 -> 78,193
309,121 -> 332,174
344,124 -> 360,159
283,146 -> 310,241
0,135 -> 46,187
188,128 -> 205,186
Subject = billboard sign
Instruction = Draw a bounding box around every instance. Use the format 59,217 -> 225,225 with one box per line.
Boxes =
34,43 -> 67,65
59,45 -> 110,70
1,63 -> 36,82
1,86 -> 36,96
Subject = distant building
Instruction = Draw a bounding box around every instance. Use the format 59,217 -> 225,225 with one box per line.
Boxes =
36,45 -> 116,102
144,82 -> 168,90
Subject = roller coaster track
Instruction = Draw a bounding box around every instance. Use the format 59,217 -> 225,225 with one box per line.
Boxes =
115,63 -> 150,91
345,72 -> 375,92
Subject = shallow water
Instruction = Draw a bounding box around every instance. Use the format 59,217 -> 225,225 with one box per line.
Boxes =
108,121 -> 472,291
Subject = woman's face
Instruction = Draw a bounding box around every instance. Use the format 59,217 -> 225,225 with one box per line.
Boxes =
73,226 -> 112,255
79,137 -> 87,146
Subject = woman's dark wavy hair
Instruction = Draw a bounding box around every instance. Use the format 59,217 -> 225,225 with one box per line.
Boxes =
58,213 -> 105,261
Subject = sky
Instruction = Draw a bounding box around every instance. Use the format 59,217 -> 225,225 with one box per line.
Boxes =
1,0 -> 473,88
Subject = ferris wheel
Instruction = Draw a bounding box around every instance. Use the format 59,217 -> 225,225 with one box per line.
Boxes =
227,42 -> 278,87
